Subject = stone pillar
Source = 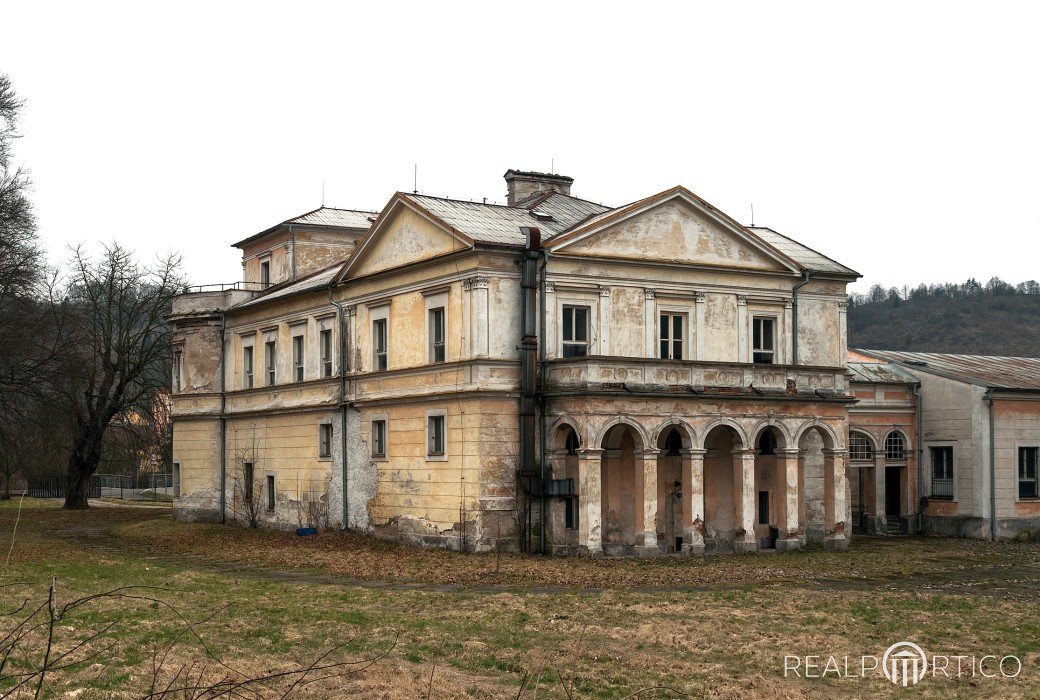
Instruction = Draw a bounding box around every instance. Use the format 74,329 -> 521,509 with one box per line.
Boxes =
644,289 -> 656,358
544,281 -> 557,359
736,295 -> 749,363
694,293 -> 706,360
635,449 -> 659,556
823,448 -> 849,550
732,448 -> 758,553
598,286 -> 611,355
681,448 -> 706,555
775,448 -> 802,551
838,301 -> 849,366
544,449 -> 567,552
871,454 -> 887,534
461,278 -> 472,357
783,298 -> 794,365
577,448 -> 603,555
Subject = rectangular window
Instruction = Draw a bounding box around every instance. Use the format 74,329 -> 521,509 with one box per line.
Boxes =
1020,447 -> 1039,499
371,419 -> 387,458
260,260 -> 270,286
243,462 -> 254,503
660,313 -> 684,360
428,414 -> 445,456
320,328 -> 333,377
562,305 -> 590,357
758,490 -> 770,525
373,318 -> 388,371
173,351 -> 182,392
292,334 -> 304,382
243,345 -> 254,388
318,424 -> 332,458
752,317 -> 775,364
264,340 -> 276,385
429,307 -> 446,363
172,462 -> 180,498
266,474 -> 275,511
930,446 -> 954,498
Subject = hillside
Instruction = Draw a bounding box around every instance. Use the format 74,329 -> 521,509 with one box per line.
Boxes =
847,294 -> 1040,357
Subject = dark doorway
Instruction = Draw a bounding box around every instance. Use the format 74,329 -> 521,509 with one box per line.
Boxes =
885,467 -> 901,517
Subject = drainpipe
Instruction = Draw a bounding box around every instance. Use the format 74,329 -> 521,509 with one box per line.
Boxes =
328,283 -> 350,530
518,227 -> 541,553
791,271 -> 812,366
913,383 -> 923,534
537,247 -> 550,554
986,389 -> 996,541
219,310 -> 227,523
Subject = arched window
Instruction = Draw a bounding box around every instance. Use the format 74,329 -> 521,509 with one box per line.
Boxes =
885,431 -> 906,461
849,432 -> 873,461
565,429 -> 579,455
664,429 -> 683,456
758,430 -> 777,456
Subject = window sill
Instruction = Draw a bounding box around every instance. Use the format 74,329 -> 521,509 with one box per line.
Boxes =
928,496 -> 954,501
317,456 -> 332,462
371,455 -> 388,462
426,453 -> 448,462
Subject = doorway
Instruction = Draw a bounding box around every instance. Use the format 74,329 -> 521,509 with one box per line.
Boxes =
885,467 -> 901,517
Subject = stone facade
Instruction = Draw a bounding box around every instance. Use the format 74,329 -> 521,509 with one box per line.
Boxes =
171,170 -> 861,554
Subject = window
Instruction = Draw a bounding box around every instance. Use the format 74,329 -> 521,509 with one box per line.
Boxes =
564,497 -> 577,529
373,318 -> 388,371
758,490 -> 770,525
320,328 -> 334,377
849,432 -> 874,461
752,317 -> 775,364
266,474 -> 275,511
260,260 -> 270,286
427,414 -> 445,457
659,313 -> 684,360
885,432 -> 906,460
318,424 -> 332,458
243,462 -> 254,503
371,420 -> 387,458
1020,447 -> 1039,499
429,307 -> 446,363
172,462 -> 180,498
264,340 -> 276,385
931,446 -> 954,498
243,345 -> 254,388
562,305 -> 590,357
292,334 -> 304,382
173,351 -> 182,392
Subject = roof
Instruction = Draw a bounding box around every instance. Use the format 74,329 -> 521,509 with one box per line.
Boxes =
402,192 -> 610,246
236,259 -> 344,309
748,226 -> 859,277
847,361 -> 919,385
232,206 -> 378,248
856,350 -> 1040,391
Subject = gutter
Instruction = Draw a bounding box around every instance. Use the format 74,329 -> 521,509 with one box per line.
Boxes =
791,271 -> 812,366
219,311 -> 227,523
328,283 -> 350,530
537,248 -> 550,554
986,389 -> 997,541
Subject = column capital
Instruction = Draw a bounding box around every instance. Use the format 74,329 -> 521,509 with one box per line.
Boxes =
600,285 -> 612,297
680,448 -> 707,459
644,288 -> 656,300
635,449 -> 659,460
576,447 -> 604,458
823,448 -> 847,458
775,448 -> 802,458
694,291 -> 707,303
545,280 -> 556,293
731,448 -> 758,457
737,294 -> 748,306
470,275 -> 490,289
345,304 -> 357,317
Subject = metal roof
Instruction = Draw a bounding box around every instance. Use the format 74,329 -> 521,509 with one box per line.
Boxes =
857,350 -> 1040,391
748,227 -> 859,277
235,260 -> 343,309
232,206 -> 378,248
847,361 -> 919,385
404,193 -> 610,245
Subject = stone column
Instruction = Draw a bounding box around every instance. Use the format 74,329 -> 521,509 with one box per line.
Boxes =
872,453 -> 887,534
544,449 -> 567,552
775,449 -> 802,551
544,281 -> 557,359
732,448 -> 758,553
823,448 -> 849,550
577,448 -> 603,555
681,448 -> 706,555
635,449 -> 659,556
838,302 -> 849,366
471,276 -> 490,357
461,278 -> 472,357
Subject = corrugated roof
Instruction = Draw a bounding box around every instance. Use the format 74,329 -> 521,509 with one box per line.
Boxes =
232,206 -> 377,248
858,350 -> 1040,391
235,260 -> 344,309
748,226 -> 859,276
847,361 -> 919,385
404,193 -> 610,245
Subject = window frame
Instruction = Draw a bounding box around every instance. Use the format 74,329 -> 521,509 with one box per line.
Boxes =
259,257 -> 271,287
292,332 -> 305,383
320,328 -> 334,378
371,418 -> 387,460
884,431 -> 907,461
848,431 -> 874,461
930,445 -> 954,499
751,315 -> 776,365
264,340 -> 277,385
173,351 -> 183,393
243,462 -> 254,503
242,344 -> 254,389
318,423 -> 333,459
659,311 -> 685,360
1018,446 -> 1039,500
426,410 -> 447,461
172,461 -> 180,499
561,304 -> 591,358
428,306 -> 446,364
265,473 -> 275,511
372,318 -> 388,371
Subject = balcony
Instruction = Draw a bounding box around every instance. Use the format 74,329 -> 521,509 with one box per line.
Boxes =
170,282 -> 263,319
543,356 -> 851,399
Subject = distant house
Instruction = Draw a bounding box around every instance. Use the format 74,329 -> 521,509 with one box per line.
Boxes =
855,350 -> 1040,540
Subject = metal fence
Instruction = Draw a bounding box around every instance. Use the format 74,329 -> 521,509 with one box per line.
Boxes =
27,475 -> 102,499
931,478 -> 954,498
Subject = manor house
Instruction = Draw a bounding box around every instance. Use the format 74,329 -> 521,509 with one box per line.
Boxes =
170,169 -> 862,555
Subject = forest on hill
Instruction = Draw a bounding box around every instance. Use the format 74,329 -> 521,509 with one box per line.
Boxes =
847,277 -> 1040,357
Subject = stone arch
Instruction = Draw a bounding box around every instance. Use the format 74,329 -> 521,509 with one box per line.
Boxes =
547,415 -> 583,452
596,416 -> 650,451
793,419 -> 842,452
698,418 -> 750,451
651,418 -> 697,451
750,420 -> 792,452
848,427 -> 880,452
882,428 -> 911,457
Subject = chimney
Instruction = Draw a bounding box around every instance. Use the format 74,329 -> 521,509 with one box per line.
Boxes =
504,169 -> 574,206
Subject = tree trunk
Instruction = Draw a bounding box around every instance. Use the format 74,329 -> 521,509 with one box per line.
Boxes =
64,451 -> 97,510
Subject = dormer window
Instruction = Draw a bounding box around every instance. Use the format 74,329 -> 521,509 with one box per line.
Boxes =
260,259 -> 271,287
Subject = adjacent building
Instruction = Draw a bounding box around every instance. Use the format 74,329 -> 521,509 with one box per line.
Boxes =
170,169 -> 862,555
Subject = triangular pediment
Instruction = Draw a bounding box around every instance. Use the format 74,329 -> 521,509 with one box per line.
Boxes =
337,196 -> 473,281
548,188 -> 799,273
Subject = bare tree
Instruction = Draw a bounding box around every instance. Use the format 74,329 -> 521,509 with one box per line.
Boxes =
232,424 -> 266,528
60,244 -> 185,509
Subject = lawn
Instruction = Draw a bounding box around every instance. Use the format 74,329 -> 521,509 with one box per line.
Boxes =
1,497 -> 1038,698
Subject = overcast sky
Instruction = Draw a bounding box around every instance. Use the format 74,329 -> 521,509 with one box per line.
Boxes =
3,1 -> 1038,293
